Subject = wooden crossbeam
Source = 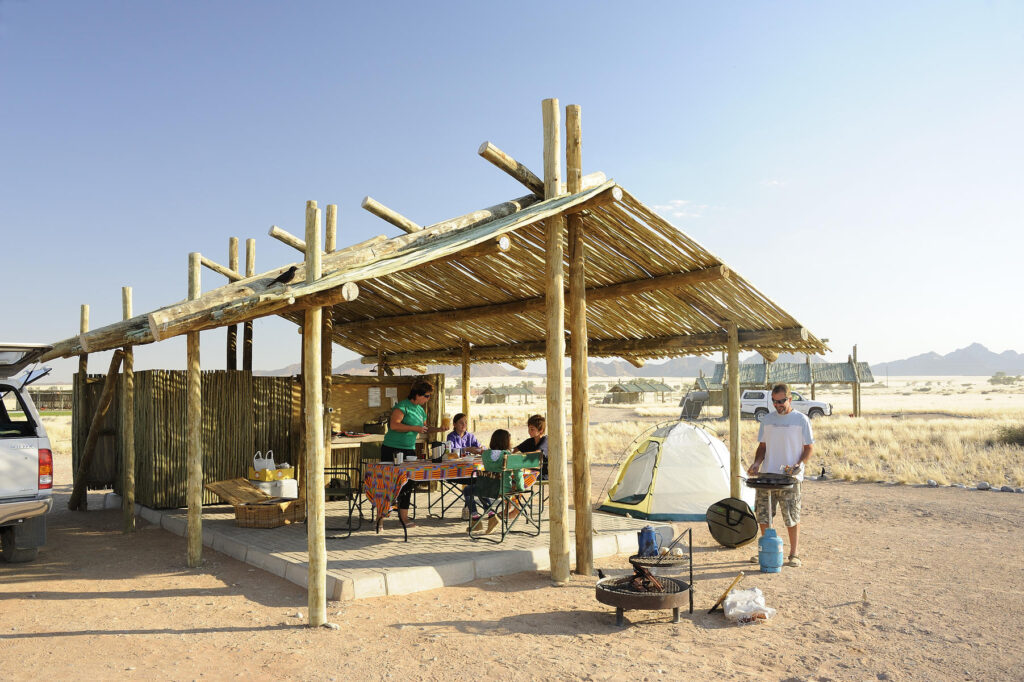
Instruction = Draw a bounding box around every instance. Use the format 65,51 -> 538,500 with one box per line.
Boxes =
335,265 -> 729,334
358,327 -> 810,366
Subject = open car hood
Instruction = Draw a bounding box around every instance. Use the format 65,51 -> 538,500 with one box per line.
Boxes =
0,343 -> 53,379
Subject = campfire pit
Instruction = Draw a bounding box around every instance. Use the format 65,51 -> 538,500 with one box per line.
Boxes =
595,529 -> 694,626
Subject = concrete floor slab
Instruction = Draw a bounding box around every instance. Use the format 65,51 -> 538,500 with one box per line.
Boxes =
126,492 -> 661,600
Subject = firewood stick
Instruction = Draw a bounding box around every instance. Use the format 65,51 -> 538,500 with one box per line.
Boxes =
708,571 -> 745,614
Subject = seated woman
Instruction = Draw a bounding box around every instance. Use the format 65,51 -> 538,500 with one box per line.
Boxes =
380,379 -> 444,528
445,413 -> 482,455
465,429 -> 512,534
513,414 -> 548,479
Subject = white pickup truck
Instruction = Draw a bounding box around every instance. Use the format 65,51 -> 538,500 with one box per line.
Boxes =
0,343 -> 54,563
741,389 -> 832,420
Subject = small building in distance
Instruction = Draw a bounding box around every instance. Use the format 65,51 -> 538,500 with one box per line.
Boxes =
603,379 -> 674,404
478,385 -> 534,405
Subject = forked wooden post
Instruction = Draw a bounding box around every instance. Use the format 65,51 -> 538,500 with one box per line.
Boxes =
566,103 -> 593,576
322,205 -> 337,453
121,287 -> 136,532
243,239 -> 255,371
67,350 -> 125,511
227,238 -> 239,370
461,339 -> 471,417
303,201 -> 327,627
852,344 -> 861,416
543,97 -> 570,584
727,322 -> 741,499
186,252 -> 203,568
807,354 -> 816,400
76,304 -> 89,479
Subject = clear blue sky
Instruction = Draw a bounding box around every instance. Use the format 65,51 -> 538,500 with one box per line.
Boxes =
2,1 -> 1021,381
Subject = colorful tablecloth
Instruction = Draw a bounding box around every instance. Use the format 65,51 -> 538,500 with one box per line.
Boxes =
364,460 -> 483,521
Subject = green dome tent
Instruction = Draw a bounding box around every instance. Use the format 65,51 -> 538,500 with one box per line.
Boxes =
598,421 -> 754,521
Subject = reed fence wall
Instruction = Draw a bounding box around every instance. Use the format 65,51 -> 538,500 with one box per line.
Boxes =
73,370 -> 297,508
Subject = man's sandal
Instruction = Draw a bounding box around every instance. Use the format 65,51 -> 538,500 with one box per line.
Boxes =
787,555 -> 802,568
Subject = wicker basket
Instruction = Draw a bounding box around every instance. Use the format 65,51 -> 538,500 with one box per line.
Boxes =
234,498 -> 306,529
204,478 -> 306,529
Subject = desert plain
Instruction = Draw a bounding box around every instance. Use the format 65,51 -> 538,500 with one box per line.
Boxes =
2,375 -> 1023,680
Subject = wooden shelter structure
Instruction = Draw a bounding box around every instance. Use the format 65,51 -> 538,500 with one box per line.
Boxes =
42,99 -> 827,626
479,385 -> 534,404
603,379 -> 674,404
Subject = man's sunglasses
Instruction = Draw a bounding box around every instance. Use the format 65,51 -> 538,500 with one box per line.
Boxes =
772,398 -> 789,405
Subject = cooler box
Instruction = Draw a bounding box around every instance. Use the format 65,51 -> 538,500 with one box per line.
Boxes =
253,479 -> 298,499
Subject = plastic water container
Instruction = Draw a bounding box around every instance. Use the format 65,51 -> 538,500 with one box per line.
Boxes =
758,528 -> 784,573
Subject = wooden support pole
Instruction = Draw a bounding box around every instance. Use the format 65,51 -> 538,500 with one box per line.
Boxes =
625,357 -> 646,369
853,344 -> 861,416
543,97 -> 570,584
121,287 -> 135,532
243,238 -> 255,371
199,256 -> 243,282
68,350 -> 125,511
227,238 -> 239,370
76,304 -> 89,476
268,225 -> 306,252
566,103 -> 592,577
303,201 -> 327,628
727,322 -> 741,499
807,355 -> 816,400
478,141 -> 545,195
186,252 -> 203,568
361,196 -> 422,233
322,205 -> 337,454
461,339 -> 471,417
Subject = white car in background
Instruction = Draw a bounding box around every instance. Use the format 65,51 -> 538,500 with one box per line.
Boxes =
741,388 -> 832,420
0,343 -> 54,562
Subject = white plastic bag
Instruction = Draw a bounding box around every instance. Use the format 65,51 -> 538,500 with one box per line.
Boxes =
723,587 -> 776,625
253,450 -> 276,471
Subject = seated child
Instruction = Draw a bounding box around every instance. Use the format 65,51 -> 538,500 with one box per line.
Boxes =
445,413 -> 482,454
465,429 -> 512,533
513,414 -> 548,478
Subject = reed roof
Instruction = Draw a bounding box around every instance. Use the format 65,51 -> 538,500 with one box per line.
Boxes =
43,181 -> 829,366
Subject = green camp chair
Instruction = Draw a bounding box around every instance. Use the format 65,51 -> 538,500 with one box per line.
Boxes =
467,450 -> 542,543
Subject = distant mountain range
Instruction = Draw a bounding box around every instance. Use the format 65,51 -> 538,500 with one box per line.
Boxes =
241,344 -> 1023,379
870,343 -> 1024,376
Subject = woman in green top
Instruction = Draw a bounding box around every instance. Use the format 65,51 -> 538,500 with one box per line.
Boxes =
380,379 -> 443,527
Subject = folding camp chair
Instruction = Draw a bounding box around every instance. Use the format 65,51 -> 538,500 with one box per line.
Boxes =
324,466 -> 363,538
467,450 -> 542,543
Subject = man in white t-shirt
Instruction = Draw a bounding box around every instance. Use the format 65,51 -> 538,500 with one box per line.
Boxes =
746,383 -> 814,568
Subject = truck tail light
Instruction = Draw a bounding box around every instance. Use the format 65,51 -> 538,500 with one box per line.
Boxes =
38,449 -> 53,489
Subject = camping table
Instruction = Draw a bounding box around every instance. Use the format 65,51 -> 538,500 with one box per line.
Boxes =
364,459 -> 484,541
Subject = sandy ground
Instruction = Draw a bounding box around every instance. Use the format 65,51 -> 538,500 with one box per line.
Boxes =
2,454 -> 1023,681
